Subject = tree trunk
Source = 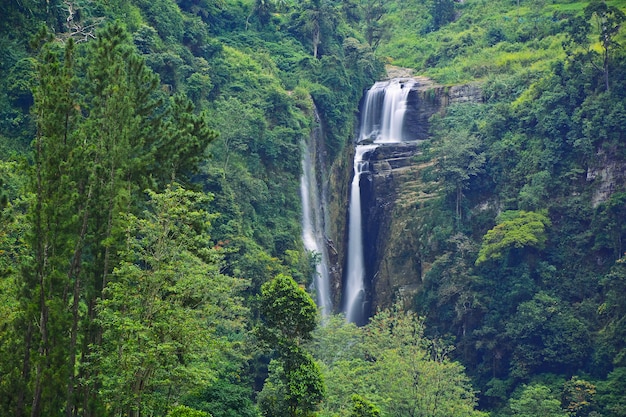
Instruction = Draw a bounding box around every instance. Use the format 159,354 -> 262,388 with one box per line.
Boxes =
456,185 -> 462,229
31,130 -> 47,417
31,303 -> 47,417
66,192 -> 91,417
604,47 -> 610,92
17,322 -> 33,417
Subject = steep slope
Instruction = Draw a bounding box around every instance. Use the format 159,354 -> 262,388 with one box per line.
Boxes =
360,0 -> 626,414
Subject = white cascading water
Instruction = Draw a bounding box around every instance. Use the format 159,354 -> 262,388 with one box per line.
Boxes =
300,114 -> 332,317
359,82 -> 385,143
359,78 -> 416,143
344,78 -> 415,324
344,144 -> 378,324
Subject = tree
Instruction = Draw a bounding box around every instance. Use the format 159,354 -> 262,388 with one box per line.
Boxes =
11,22 -> 217,417
585,0 -> 625,92
430,0 -> 455,31
597,367 -> 626,417
257,274 -> 324,417
208,97 -> 264,178
167,405 -> 211,417
505,292 -> 591,378
94,185 -> 247,416
246,0 -> 290,29
258,273 -> 318,346
563,0 -> 625,91
436,130 -> 485,227
364,307 -> 485,417
596,259 -> 626,370
184,376 -> 260,417
509,384 -> 567,417
475,210 -> 551,265
258,357 -> 324,417
422,234 -> 485,339
0,162 -> 30,414
26,33 -> 82,417
350,394 -> 381,417
361,0 -> 388,50
562,376 -> 597,417
309,310 -> 486,417
294,0 -> 338,58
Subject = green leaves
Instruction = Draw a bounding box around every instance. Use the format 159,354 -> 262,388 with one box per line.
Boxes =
508,384 -> 567,417
167,405 -> 212,417
259,273 -> 318,346
257,274 -> 323,417
505,292 -> 591,377
309,310 -> 486,417
349,394 -> 380,417
10,22 -> 226,417
95,185 -> 248,416
562,0 -> 626,91
476,210 -> 551,265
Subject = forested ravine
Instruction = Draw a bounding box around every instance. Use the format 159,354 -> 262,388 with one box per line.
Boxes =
3,0 -> 626,416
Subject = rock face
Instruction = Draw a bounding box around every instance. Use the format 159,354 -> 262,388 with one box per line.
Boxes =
327,145 -> 352,310
587,146 -> 626,207
375,77 -> 484,141
328,75 -> 483,316
403,81 -> 443,140
358,143 -> 438,310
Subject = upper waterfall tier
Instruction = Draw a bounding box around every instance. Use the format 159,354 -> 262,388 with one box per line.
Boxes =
359,78 -> 416,144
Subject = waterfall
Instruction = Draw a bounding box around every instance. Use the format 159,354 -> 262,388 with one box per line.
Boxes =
359,78 -> 416,144
344,144 -> 377,324
344,78 -> 415,324
300,111 -> 332,317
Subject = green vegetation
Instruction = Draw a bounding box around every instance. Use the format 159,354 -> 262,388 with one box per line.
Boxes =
257,274 -> 324,417
2,0 -> 626,416
379,0 -> 626,84
0,0 -> 382,415
402,1 -> 626,416
310,310 -> 486,417
475,210 -> 551,265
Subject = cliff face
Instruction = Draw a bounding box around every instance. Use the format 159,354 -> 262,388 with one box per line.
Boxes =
326,77 -> 483,315
326,144 -> 352,311
361,143 -> 438,310
587,146 -> 626,207
402,78 -> 483,140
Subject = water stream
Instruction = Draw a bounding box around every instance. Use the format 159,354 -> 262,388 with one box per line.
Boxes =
300,110 -> 332,317
344,144 -> 378,324
343,78 -> 415,324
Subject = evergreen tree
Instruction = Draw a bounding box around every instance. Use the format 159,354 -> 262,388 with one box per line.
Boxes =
430,0 -> 455,31
10,22 -> 217,417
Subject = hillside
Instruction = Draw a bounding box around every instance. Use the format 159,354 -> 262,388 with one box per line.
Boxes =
372,0 -> 626,415
1,0 -> 626,416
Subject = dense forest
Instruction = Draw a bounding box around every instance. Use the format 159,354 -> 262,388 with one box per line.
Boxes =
1,0 -> 626,416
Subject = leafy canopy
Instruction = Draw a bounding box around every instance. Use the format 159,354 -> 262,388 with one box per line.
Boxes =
476,210 -> 551,265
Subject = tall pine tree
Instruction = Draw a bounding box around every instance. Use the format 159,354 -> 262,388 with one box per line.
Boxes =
11,22 -> 217,417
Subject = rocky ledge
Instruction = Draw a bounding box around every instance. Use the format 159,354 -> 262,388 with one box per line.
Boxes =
353,74 -> 483,313
357,141 -> 440,312
404,80 -> 483,140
